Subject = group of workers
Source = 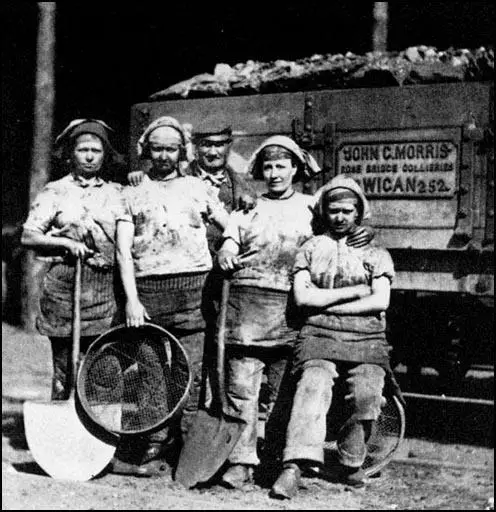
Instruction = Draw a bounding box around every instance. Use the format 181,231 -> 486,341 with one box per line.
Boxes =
21,114 -> 396,499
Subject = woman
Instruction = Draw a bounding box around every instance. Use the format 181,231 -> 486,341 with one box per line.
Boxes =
21,119 -> 125,400
115,116 -> 230,476
270,175 -> 396,499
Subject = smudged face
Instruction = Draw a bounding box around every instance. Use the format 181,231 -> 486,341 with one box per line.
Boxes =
72,134 -> 105,176
196,135 -> 231,172
262,158 -> 297,198
325,199 -> 360,236
148,126 -> 182,175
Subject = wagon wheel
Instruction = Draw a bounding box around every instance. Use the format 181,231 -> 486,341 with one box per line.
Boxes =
433,318 -> 473,393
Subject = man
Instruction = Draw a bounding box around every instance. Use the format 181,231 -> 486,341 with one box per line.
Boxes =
188,122 -> 256,253
187,124 -> 258,403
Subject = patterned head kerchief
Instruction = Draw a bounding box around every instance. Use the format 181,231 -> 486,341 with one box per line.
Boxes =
137,116 -> 190,161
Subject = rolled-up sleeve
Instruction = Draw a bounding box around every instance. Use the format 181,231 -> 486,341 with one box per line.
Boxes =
368,248 -> 395,284
292,238 -> 315,275
221,211 -> 243,246
22,187 -> 58,234
117,187 -> 134,224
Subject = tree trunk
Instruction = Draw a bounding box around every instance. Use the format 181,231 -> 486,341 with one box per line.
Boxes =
21,2 -> 56,332
372,2 -> 388,53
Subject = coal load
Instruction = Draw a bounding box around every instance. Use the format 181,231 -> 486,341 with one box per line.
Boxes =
150,46 -> 494,100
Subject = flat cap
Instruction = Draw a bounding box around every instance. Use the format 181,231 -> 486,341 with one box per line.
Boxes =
192,120 -> 232,140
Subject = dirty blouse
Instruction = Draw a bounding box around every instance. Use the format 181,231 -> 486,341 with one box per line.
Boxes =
118,174 -> 226,278
22,143 -> 125,337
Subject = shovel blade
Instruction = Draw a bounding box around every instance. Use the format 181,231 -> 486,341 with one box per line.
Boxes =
24,399 -> 117,481
175,409 -> 245,488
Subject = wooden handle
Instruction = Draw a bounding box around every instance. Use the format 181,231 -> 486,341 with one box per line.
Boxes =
216,279 -> 230,410
70,257 -> 82,394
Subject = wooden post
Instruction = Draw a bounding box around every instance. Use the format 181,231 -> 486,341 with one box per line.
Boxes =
21,2 -> 56,332
372,2 -> 388,53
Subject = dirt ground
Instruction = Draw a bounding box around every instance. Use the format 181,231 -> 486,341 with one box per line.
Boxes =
2,322 -> 494,510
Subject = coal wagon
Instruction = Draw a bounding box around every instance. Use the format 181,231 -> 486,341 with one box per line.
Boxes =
130,65 -> 494,388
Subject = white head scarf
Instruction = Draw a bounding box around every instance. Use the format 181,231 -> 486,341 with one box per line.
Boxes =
245,135 -> 321,181
314,174 -> 371,223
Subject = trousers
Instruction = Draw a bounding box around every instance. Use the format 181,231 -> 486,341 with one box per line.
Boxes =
135,273 -> 208,443
49,336 -> 99,400
283,359 -> 385,468
225,345 -> 292,466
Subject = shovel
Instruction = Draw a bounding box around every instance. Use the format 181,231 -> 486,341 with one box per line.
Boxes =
23,256 -> 118,481
175,279 -> 246,488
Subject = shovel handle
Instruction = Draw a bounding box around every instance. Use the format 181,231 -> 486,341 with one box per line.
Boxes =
216,279 -> 230,411
71,257 -> 82,393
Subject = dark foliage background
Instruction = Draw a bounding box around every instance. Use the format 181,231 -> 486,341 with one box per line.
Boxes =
1,2 -> 494,225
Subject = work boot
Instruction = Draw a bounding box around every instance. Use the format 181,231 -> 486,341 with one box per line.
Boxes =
221,464 -> 254,489
111,441 -> 169,478
337,421 -> 367,468
141,441 -> 168,464
340,466 -> 367,488
111,457 -> 167,477
270,462 -> 301,500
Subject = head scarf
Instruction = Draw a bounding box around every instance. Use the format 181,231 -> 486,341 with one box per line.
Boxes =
53,119 -> 120,163
327,187 -> 360,204
314,174 -> 371,225
260,145 -> 294,161
246,135 -> 321,181
137,116 -> 190,161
